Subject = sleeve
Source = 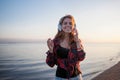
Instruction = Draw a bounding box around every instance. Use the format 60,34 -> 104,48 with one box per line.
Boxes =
46,51 -> 56,67
71,41 -> 86,61
45,39 -> 59,67
77,50 -> 86,61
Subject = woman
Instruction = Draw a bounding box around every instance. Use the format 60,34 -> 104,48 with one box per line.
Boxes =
46,15 -> 86,80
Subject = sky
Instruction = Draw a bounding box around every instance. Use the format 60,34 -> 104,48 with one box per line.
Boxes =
0,0 -> 120,43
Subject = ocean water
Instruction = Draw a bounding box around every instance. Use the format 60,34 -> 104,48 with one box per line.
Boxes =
0,42 -> 120,80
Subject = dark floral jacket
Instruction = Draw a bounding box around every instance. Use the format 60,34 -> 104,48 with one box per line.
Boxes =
46,39 -> 86,78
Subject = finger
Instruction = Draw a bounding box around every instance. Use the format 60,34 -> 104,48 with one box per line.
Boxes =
47,40 -> 49,46
47,38 -> 52,47
75,28 -> 78,34
47,38 -> 51,43
51,40 -> 54,47
49,40 -> 53,47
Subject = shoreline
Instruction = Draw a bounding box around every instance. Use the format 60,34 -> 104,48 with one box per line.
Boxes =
91,61 -> 120,80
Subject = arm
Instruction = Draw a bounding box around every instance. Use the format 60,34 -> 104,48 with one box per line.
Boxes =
76,40 -> 86,61
71,41 -> 86,61
73,27 -> 86,61
77,49 -> 86,61
45,38 -> 56,67
46,50 -> 56,67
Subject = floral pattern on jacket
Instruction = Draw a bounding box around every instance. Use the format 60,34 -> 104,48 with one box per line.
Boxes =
46,39 -> 86,78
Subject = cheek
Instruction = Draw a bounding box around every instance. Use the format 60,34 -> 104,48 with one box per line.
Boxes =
70,26 -> 72,29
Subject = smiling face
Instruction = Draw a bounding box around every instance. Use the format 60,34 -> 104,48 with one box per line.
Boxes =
55,15 -> 76,42
61,18 -> 74,33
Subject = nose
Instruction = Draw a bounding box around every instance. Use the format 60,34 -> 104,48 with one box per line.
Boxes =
67,23 -> 72,27
66,23 -> 70,26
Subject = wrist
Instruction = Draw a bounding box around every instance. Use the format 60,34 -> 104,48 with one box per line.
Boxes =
49,50 -> 53,53
76,41 -> 80,44
75,39 -> 81,42
77,47 -> 82,51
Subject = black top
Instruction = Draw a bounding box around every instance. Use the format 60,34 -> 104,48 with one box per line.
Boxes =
56,46 -> 80,78
56,46 -> 69,59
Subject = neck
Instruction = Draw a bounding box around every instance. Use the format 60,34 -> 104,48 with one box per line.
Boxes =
64,32 -> 69,37
64,33 -> 69,41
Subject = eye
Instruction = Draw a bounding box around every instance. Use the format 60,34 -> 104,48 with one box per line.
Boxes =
63,22 -> 67,25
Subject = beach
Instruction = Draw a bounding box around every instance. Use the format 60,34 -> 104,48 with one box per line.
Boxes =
92,61 -> 120,80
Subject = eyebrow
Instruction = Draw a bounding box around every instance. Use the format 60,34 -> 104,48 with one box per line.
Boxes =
63,21 -> 72,23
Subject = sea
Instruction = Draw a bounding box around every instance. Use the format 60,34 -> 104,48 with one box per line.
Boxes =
0,41 -> 120,80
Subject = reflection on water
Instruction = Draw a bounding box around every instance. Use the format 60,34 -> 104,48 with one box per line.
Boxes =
0,42 -> 120,80
0,59 -> 55,80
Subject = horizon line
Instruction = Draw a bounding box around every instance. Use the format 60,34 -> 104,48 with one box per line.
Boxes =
0,38 -> 120,44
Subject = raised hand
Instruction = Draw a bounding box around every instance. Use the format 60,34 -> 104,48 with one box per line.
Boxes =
73,27 -> 79,42
73,28 -> 83,51
47,38 -> 54,53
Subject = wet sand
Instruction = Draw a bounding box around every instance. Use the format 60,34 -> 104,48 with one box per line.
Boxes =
92,61 -> 120,80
